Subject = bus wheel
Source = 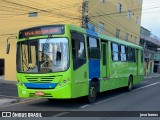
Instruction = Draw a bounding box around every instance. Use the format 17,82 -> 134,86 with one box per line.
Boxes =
127,76 -> 133,91
88,81 -> 98,103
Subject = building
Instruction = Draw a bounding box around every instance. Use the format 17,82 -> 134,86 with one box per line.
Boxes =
0,0 -> 143,81
140,26 -> 160,75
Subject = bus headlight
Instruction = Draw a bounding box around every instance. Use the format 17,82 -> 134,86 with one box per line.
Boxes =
59,82 -> 62,87
59,78 -> 70,87
20,82 -> 24,87
63,80 -> 67,84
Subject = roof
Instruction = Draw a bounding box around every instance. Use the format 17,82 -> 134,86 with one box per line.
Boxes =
68,24 -> 143,49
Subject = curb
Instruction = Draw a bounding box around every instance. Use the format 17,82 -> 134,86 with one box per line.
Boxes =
144,76 -> 160,79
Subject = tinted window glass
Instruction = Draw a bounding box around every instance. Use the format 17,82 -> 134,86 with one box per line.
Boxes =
111,43 -> 119,61
71,32 -> 86,70
88,37 -> 100,59
102,43 -> 106,65
120,45 -> 126,61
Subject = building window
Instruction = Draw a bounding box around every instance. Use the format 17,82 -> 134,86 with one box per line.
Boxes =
0,59 -> 4,75
118,3 -> 122,13
116,29 -> 120,39
125,33 -> 129,41
100,0 -> 106,3
127,10 -> 131,19
136,16 -> 139,25
98,22 -> 104,34
135,37 -> 137,43
28,12 -> 38,17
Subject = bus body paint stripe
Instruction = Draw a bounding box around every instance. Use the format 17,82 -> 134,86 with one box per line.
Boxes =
24,82 -> 57,89
88,59 -> 100,80
86,29 -> 100,80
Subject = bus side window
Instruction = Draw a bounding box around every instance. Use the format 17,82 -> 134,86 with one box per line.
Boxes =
120,45 -> 126,62
141,50 -> 144,63
111,43 -> 119,61
71,32 -> 86,70
132,48 -> 136,62
127,47 -> 132,62
135,49 -> 138,62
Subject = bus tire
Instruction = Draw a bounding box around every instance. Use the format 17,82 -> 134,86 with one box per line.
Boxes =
88,81 -> 98,103
127,76 -> 133,91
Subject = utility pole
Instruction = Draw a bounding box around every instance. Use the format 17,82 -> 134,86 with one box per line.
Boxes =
82,1 -> 89,29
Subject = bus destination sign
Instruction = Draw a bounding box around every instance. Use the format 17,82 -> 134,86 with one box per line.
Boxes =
19,25 -> 64,38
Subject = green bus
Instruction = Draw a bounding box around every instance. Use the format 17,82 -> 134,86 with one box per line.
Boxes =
12,24 -> 143,103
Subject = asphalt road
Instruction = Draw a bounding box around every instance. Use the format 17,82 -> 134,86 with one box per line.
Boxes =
0,77 -> 160,119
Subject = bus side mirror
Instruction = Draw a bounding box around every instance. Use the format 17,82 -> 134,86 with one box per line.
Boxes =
6,36 -> 17,54
6,41 -> 10,54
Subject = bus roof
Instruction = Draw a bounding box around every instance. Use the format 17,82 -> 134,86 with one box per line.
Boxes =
67,24 -> 143,50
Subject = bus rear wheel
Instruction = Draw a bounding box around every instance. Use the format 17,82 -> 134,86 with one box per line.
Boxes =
127,76 -> 133,91
88,81 -> 98,103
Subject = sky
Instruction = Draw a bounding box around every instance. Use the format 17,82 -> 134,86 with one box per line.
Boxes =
141,0 -> 160,38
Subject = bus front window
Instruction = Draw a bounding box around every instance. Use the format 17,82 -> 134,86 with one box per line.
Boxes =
39,38 -> 69,73
17,38 -> 69,73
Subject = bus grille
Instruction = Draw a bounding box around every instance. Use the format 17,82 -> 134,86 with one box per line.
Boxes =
25,76 -> 55,83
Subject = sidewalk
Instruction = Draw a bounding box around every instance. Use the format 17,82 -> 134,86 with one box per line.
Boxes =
0,76 -> 16,85
144,73 -> 160,79
0,75 -> 18,107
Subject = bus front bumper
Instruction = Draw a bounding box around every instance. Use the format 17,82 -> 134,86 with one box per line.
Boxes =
17,83 -> 71,99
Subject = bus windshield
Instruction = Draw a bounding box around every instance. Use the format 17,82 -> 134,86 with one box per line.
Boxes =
17,38 -> 69,73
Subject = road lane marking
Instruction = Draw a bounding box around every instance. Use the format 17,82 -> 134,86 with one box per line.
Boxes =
53,112 -> 69,117
79,104 -> 90,109
1,82 -> 160,110
132,82 -> 160,92
85,81 -> 160,107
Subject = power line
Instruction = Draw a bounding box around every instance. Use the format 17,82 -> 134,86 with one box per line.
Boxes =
0,0 -> 81,20
1,0 -> 158,39
90,2 -> 160,18
0,33 -> 16,37
90,17 -> 126,40
95,8 -> 140,37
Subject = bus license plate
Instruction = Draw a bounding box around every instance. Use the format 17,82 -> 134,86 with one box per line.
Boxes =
35,92 -> 44,96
